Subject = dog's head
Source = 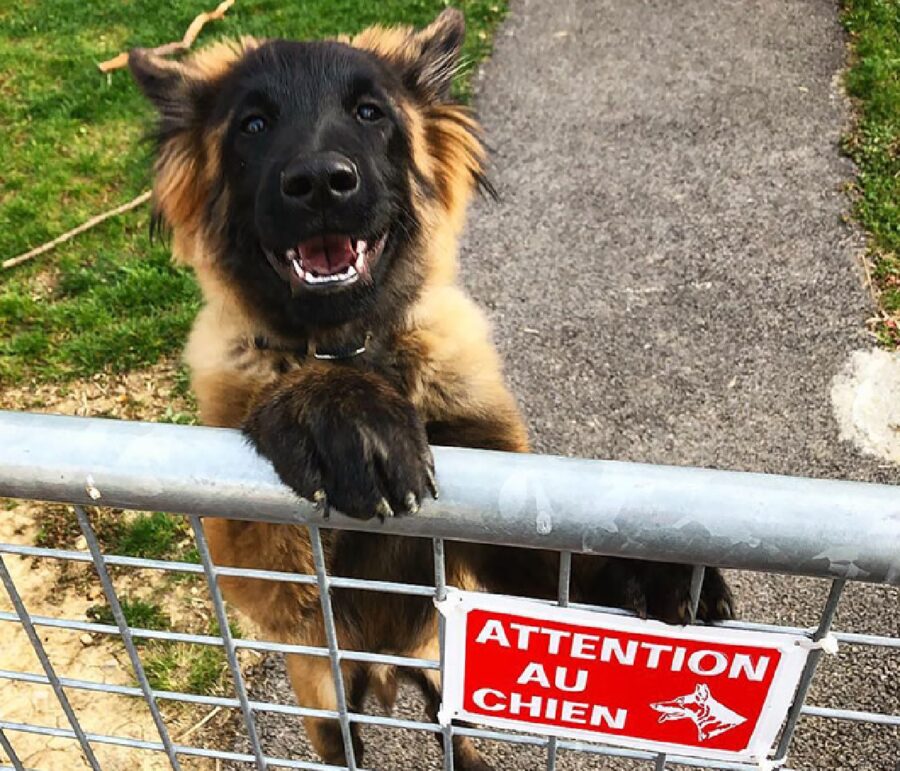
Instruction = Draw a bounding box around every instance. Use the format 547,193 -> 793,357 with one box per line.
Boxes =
650,684 -> 710,722
130,9 -> 488,333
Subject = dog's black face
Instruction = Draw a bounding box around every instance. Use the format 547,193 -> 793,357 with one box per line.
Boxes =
213,41 -> 417,331
131,9 -> 478,336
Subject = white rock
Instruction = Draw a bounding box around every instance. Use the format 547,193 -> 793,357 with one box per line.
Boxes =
831,348 -> 900,463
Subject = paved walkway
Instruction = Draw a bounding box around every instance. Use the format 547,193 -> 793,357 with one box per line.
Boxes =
226,1 -> 899,768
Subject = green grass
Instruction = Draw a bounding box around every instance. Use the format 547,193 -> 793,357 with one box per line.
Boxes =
34,505 -> 195,562
87,597 -> 234,696
81,512 -> 232,698
34,503 -> 124,550
87,597 -> 171,631
143,619 -> 240,695
842,0 -> 900,345
0,0 -> 507,386
111,511 -> 191,559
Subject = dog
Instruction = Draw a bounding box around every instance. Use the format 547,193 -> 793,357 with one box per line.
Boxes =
129,10 -> 734,768
651,683 -> 746,742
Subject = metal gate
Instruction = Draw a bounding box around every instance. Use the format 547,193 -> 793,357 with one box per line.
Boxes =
0,410 -> 897,770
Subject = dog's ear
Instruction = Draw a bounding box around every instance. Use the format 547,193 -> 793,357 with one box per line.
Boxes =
129,49 -> 197,127
409,8 -> 465,100
353,8 -> 466,102
129,40 -> 254,130
695,684 -> 710,699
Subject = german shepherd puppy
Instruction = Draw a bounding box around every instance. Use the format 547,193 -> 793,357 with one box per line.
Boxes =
130,10 -> 733,768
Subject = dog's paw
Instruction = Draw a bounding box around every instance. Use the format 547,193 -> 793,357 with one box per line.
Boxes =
693,567 -> 736,623
244,365 -> 435,519
622,564 -> 735,625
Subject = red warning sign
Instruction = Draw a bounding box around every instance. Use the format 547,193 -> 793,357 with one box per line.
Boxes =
438,592 -> 812,764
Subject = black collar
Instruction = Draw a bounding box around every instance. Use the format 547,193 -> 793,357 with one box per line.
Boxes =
252,333 -> 370,362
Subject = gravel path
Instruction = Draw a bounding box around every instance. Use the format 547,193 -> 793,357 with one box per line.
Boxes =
221,1 -> 899,768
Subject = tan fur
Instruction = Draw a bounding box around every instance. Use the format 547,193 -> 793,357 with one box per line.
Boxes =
400,286 -> 530,449
285,652 -> 351,762
188,37 -> 259,79
150,38 -> 257,266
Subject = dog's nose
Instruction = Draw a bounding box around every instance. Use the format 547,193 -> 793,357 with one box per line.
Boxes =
281,152 -> 360,207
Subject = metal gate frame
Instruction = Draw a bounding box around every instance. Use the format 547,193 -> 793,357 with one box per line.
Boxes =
0,410 -> 897,770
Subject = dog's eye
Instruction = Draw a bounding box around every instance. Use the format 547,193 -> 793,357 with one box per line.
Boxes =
241,115 -> 268,135
356,103 -> 384,123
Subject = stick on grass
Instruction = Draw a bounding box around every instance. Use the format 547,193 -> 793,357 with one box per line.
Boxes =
98,0 -> 236,73
3,191 -> 152,270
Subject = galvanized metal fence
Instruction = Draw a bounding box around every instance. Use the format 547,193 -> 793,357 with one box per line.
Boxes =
0,410 -> 897,770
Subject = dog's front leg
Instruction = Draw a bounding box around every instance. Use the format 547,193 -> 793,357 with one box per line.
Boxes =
285,625 -> 368,766
243,361 -> 435,519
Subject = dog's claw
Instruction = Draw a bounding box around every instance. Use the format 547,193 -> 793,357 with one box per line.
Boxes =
425,468 -> 439,499
405,491 -> 420,514
375,498 -> 394,520
313,489 -> 330,519
716,598 -> 734,620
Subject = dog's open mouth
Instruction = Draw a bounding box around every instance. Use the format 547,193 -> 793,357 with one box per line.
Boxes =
265,233 -> 388,293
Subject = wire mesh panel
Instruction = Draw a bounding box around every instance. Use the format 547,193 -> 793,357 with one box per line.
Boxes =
0,411 -> 897,771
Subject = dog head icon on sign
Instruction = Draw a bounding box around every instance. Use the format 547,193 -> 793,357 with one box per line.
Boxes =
650,684 -> 747,742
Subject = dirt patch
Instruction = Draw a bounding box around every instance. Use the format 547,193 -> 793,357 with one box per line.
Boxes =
0,359 -> 228,770
0,358 -> 195,421
0,506 -> 215,770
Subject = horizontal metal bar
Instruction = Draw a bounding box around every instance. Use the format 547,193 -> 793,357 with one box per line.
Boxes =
449,725 -> 776,770
0,721 -> 358,771
0,712 -> 784,771
0,668 -> 441,731
3,541 -> 898,649
831,630 -> 900,649
800,705 -> 900,726
7,541 -> 900,654
0,654 -> 810,771
0,412 -> 897,584
5,541 -> 898,655
0,542 -> 435,597
9,663 -> 896,741
0,611 -> 439,669
717,619 -> 900,648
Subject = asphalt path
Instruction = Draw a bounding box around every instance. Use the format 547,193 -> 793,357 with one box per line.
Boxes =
222,1 -> 899,768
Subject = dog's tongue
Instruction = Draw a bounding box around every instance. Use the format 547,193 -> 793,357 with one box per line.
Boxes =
297,235 -> 355,275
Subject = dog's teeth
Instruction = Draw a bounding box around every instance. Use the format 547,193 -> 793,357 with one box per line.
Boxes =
302,265 -> 358,285
356,239 -> 367,256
